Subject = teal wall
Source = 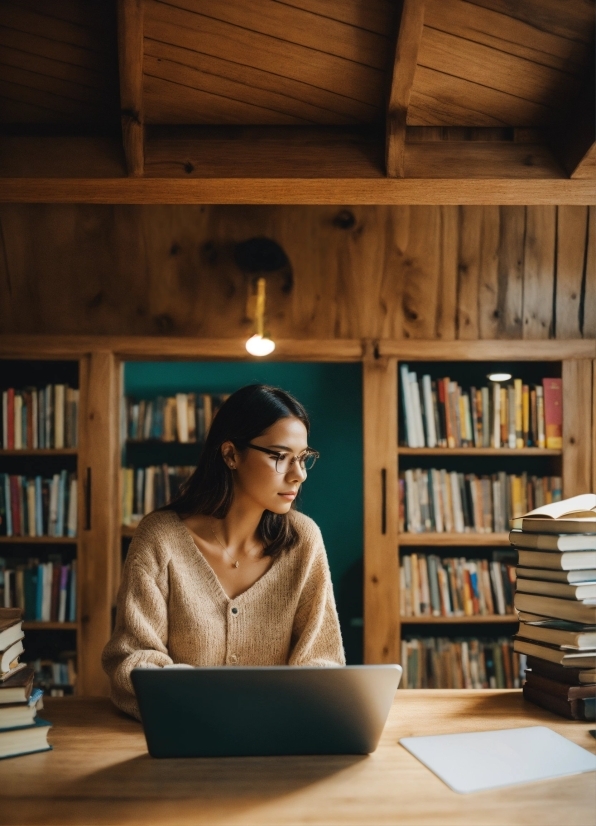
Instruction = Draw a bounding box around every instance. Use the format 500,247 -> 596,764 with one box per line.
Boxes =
124,361 -> 364,661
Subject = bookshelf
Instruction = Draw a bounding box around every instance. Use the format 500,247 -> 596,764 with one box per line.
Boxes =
0,359 -> 81,695
0,335 -> 593,696
363,346 -> 594,688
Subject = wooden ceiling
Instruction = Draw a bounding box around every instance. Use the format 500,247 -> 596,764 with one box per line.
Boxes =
0,0 -> 594,204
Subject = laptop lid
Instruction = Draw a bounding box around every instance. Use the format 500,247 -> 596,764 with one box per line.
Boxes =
132,664 -> 401,758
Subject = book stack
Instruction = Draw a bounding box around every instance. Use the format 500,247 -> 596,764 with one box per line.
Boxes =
121,464 -> 194,526
0,470 -> 77,537
401,636 -> 523,689
400,554 -> 515,618
0,608 -> 52,759
399,469 -> 561,534
125,393 -> 230,443
511,494 -> 596,721
1,384 -> 79,449
399,365 -> 562,449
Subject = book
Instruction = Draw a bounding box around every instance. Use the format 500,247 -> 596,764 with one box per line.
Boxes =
542,378 -> 562,450
516,578 -> 596,600
0,610 -> 22,652
0,666 -> 33,704
513,493 -> 596,534
517,549 -> 596,571
0,717 -> 52,760
525,655 -> 596,685
516,567 -> 596,584
0,702 -> 37,729
509,530 -> 596,551
516,621 -> 596,650
524,670 -> 596,700
513,638 -> 596,667
514,592 -> 596,624
0,638 -> 24,674
522,683 -> 586,720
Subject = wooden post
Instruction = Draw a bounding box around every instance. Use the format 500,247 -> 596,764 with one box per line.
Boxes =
363,354 -> 400,663
562,359 -> 593,497
78,352 -> 120,695
117,0 -> 145,176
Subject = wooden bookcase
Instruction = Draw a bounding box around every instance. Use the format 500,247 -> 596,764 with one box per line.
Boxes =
363,345 -> 595,670
0,337 -> 594,694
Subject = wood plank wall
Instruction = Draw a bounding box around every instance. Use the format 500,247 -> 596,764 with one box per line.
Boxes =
0,204 -> 594,339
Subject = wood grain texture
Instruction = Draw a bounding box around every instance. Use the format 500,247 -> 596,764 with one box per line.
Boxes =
562,359 -> 593,497
118,0 -> 144,176
0,694 -> 594,826
523,206 -> 556,339
385,0 -> 425,177
363,357 -> 399,663
555,206 -> 589,338
0,205 -> 594,341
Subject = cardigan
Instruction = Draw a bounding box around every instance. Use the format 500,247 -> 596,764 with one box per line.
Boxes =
101,508 -> 346,720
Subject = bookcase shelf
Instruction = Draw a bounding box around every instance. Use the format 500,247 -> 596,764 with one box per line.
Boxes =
121,525 -> 137,538
0,449 -> 78,456
398,533 -> 510,546
400,615 -> 518,625
23,621 -> 78,631
0,536 -> 78,544
397,447 -> 562,457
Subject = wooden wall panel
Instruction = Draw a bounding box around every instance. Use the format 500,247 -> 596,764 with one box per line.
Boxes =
0,204 -> 594,342
562,359 -> 593,497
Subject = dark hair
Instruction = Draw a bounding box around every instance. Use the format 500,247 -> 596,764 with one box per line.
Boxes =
162,384 -> 310,557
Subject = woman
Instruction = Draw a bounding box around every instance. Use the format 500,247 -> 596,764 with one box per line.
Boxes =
102,384 -> 345,719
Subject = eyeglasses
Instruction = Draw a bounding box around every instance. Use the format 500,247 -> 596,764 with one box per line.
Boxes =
244,443 -> 320,474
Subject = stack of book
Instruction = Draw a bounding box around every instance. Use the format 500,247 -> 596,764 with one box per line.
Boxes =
512,494 -> 596,720
1,384 -> 79,449
124,392 -> 230,443
399,469 -> 562,534
0,608 -> 52,759
401,636 -> 523,689
399,365 -> 562,449
400,554 -> 515,618
121,464 -> 194,526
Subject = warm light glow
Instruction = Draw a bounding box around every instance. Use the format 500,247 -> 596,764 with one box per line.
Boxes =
245,334 -> 276,357
487,372 -> 512,382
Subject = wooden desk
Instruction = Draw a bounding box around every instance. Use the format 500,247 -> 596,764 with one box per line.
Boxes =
1,691 -> 594,826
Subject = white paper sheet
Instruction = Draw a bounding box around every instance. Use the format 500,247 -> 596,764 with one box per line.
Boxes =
400,726 -> 596,794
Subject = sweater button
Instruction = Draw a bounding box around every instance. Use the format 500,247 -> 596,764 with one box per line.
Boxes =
229,654 -> 238,664
231,606 -> 238,615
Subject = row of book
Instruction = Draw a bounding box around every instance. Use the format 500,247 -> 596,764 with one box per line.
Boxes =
400,554 -> 516,618
124,393 -> 230,443
399,469 -> 562,534
399,365 -> 562,449
1,557 -> 77,623
510,494 -> 596,721
1,385 -> 79,450
0,608 -> 52,759
121,465 -> 193,526
400,636 -> 526,689
30,656 -> 77,695
0,471 -> 77,538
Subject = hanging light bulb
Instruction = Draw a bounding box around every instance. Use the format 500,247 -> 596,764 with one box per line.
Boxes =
245,277 -> 275,356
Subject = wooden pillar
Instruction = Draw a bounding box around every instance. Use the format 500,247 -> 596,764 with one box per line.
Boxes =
78,351 -> 120,695
363,354 -> 400,663
562,359 -> 593,498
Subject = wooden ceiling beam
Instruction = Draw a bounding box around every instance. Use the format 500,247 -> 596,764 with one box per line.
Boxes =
549,56 -> 596,179
117,0 -> 145,176
1,176 -> 594,205
385,0 -> 426,178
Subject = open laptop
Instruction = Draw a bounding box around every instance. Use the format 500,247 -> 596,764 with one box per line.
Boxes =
131,664 -> 401,758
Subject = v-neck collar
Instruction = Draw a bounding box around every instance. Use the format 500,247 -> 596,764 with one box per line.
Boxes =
172,511 -> 281,603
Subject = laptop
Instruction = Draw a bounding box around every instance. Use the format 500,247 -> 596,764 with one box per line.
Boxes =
131,664 -> 401,758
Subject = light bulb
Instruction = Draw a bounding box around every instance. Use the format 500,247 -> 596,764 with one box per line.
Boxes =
487,372 -> 512,382
245,334 -> 276,357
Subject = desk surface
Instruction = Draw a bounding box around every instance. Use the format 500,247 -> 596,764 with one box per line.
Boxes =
1,691 -> 595,826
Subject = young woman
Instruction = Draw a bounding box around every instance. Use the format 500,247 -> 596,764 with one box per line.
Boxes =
102,384 -> 345,719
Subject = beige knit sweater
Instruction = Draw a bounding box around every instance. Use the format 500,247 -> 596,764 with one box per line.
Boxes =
102,508 -> 345,720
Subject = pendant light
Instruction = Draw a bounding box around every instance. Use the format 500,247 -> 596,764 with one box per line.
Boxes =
245,277 -> 275,356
